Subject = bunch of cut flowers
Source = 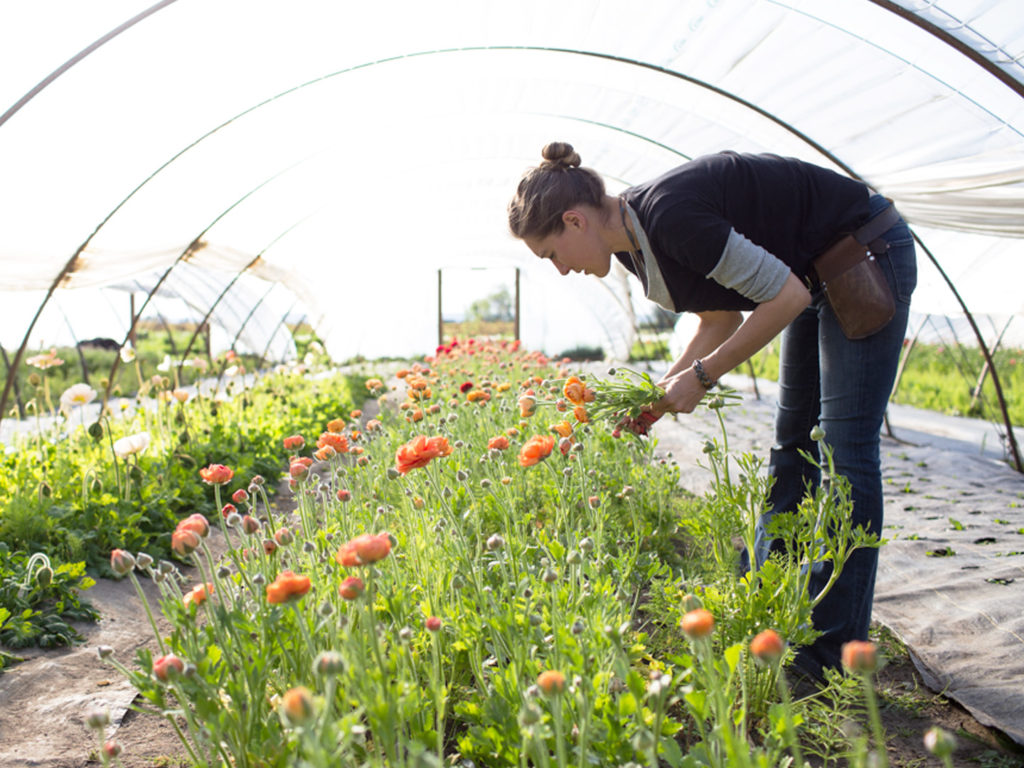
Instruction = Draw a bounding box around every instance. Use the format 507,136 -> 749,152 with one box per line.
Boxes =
579,366 -> 740,436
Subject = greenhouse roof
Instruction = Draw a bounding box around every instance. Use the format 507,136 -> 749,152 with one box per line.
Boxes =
2,0 -> 1024,362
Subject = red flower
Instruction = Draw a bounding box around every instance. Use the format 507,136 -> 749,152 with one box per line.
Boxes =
335,533 -> 392,566
518,435 -> 555,467
220,503 -> 237,519
487,435 -> 510,451
338,576 -> 365,600
231,488 -> 249,504
266,570 -> 311,604
199,464 -> 234,485
336,488 -> 352,502
283,435 -> 305,451
153,654 -> 184,682
425,616 -> 442,632
460,381 -> 474,393
395,435 -> 452,475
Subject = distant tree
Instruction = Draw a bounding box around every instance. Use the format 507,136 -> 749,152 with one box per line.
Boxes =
466,287 -> 514,322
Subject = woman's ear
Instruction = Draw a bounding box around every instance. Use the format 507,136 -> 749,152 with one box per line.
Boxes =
562,209 -> 586,231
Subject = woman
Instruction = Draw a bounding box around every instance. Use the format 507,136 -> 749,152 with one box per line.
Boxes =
508,142 -> 917,682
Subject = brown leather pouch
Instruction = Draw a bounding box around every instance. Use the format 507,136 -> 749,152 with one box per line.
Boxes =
813,234 -> 895,340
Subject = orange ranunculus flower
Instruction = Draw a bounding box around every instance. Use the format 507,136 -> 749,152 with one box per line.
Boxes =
184,582 -> 213,608
335,533 -> 392,566
365,419 -> 382,431
199,464 -> 234,485
563,376 -> 595,405
396,369 -> 410,379
407,407 -> 424,423
550,421 -> 573,438
350,409 -> 362,419
283,435 -> 305,450
266,570 -> 311,604
171,528 -> 201,557
395,434 -> 452,474
466,389 -> 490,403
314,446 -> 335,461
365,378 -> 384,392
518,435 -> 555,467
573,405 -> 589,423
518,395 -> 536,418
178,513 -> 210,538
326,418 -> 346,433
487,435 -> 510,451
317,431 -> 349,454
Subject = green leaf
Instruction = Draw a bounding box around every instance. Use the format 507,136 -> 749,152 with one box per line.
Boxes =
724,642 -> 743,674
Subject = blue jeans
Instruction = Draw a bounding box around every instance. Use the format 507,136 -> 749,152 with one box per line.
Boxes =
752,194 -> 917,678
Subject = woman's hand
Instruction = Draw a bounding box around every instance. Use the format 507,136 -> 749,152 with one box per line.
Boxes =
653,367 -> 707,415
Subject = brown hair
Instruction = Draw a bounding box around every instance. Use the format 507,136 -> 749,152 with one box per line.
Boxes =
508,142 -> 606,240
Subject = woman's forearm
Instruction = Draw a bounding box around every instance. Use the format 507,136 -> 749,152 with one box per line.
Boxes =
664,311 -> 743,379
700,272 -> 810,382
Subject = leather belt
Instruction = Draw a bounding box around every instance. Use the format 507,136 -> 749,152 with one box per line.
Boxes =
852,201 -> 901,254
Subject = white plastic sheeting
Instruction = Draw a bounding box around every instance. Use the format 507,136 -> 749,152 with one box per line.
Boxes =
1,0 -> 1024,361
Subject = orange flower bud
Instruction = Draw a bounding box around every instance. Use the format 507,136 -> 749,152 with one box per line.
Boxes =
680,608 -> 715,639
537,669 -> 565,696
153,654 -> 184,682
281,686 -> 315,724
750,629 -> 785,664
841,640 -> 878,673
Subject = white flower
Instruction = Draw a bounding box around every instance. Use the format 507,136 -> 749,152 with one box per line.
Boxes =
157,355 -> 172,372
113,431 -> 150,459
59,383 -> 97,411
224,365 -> 239,378
119,344 -> 136,363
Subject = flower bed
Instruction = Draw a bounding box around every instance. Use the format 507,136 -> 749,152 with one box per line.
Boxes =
0,363 -> 363,659
83,339 -> 956,767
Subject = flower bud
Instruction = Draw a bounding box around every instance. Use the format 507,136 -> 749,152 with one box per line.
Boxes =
680,608 -> 714,639
750,629 -> 786,664
536,670 -> 565,696
281,686 -> 315,725
135,552 -> 154,570
102,740 -> 122,758
110,549 -> 135,576
85,708 -> 110,729
579,537 -> 594,552
97,645 -> 114,659
841,640 -> 878,673
314,651 -> 345,675
425,616 -> 442,633
923,726 -> 956,758
519,703 -> 542,726
486,534 -> 505,551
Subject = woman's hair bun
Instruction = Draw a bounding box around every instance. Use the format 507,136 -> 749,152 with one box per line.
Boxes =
540,142 -> 581,169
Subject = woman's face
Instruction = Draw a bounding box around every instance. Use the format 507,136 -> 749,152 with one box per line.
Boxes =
523,209 -> 611,278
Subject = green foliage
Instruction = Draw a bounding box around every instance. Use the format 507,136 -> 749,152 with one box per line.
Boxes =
0,548 -> 99,663
0,365 -> 363,653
